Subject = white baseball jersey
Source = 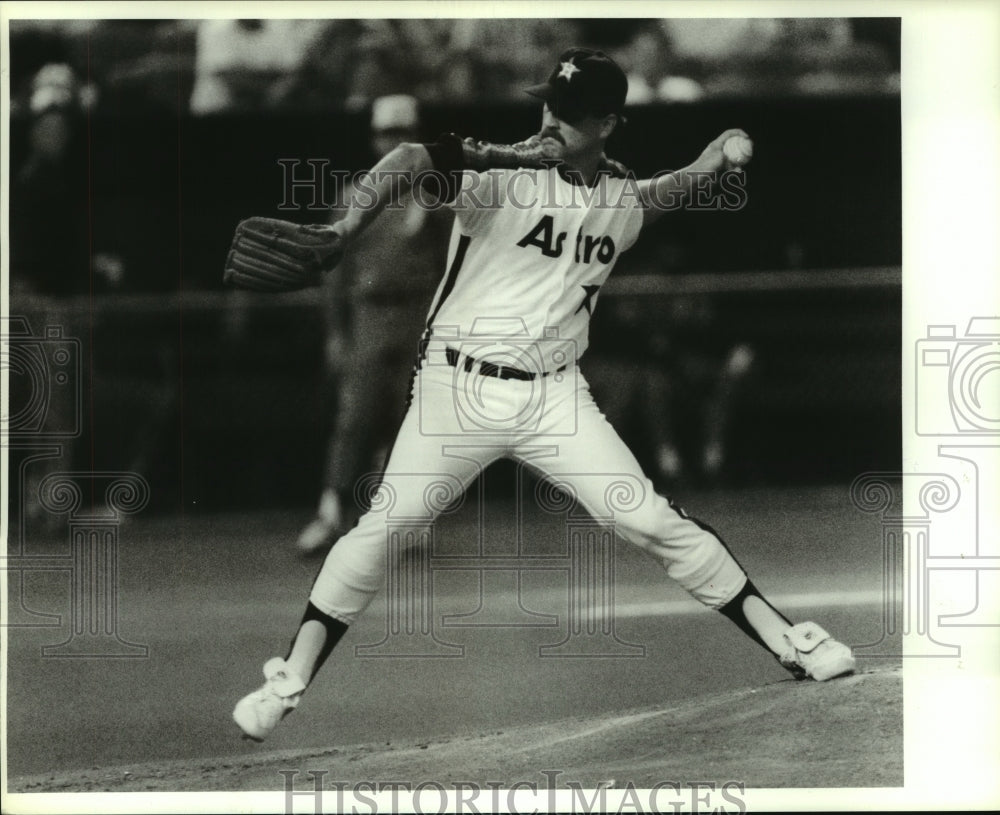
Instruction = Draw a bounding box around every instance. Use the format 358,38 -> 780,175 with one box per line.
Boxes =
423,165 -> 644,373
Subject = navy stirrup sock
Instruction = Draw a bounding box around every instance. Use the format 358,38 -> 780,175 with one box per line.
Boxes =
288,601 -> 349,682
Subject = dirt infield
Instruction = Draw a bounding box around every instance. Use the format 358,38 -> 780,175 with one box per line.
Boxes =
10,666 -> 901,793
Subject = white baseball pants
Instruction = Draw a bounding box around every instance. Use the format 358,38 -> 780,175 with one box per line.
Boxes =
309,346 -> 748,623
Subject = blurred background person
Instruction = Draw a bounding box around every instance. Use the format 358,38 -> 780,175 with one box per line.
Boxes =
620,22 -> 705,104
11,63 -> 124,298
189,19 -> 326,114
658,294 -> 757,484
297,94 -> 452,555
582,294 -> 682,487
585,292 -> 756,489
9,62 -> 122,531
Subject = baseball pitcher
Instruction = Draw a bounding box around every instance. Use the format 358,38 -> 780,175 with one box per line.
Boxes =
232,48 -> 856,741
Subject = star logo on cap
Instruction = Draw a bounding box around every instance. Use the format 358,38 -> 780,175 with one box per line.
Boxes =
557,60 -> 581,82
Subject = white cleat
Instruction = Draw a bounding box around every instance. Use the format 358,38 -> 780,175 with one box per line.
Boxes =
779,621 -> 856,681
233,657 -> 306,741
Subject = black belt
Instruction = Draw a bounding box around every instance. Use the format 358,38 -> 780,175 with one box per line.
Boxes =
445,347 -> 566,382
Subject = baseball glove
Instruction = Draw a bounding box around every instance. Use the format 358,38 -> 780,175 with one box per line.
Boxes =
223,217 -> 343,292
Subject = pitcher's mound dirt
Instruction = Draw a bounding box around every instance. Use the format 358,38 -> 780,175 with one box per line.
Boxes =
11,666 -> 901,793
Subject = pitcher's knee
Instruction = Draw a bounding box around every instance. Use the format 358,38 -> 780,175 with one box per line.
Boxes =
616,493 -> 693,548
309,509 -> 436,622
308,578 -> 375,625
664,535 -> 746,608
618,498 -> 746,608
359,473 -> 466,524
310,534 -> 385,615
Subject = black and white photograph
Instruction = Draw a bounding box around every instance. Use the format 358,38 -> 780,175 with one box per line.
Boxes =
2,2 -> 997,812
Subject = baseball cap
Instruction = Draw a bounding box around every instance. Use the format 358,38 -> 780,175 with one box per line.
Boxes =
525,48 -> 628,123
371,94 -> 419,132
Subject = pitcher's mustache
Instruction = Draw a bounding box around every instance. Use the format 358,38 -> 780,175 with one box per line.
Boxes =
540,126 -> 566,145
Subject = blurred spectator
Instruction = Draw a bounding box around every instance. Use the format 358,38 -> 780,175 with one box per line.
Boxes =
657,294 -> 756,482
432,49 -> 480,103
9,63 -> 114,531
29,62 -> 82,111
661,18 -> 785,62
296,95 -> 452,555
340,21 -> 425,110
583,295 -> 681,486
92,20 -> 197,113
657,18 -> 894,96
585,292 -> 756,487
11,63 -> 125,297
189,19 -> 326,114
784,19 -> 895,95
435,18 -> 579,101
13,18 -> 899,116
619,23 -> 705,103
275,20 -> 352,108
8,21 -> 99,117
302,18 -> 581,108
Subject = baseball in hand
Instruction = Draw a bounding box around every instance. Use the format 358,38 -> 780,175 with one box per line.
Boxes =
723,135 -> 753,167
